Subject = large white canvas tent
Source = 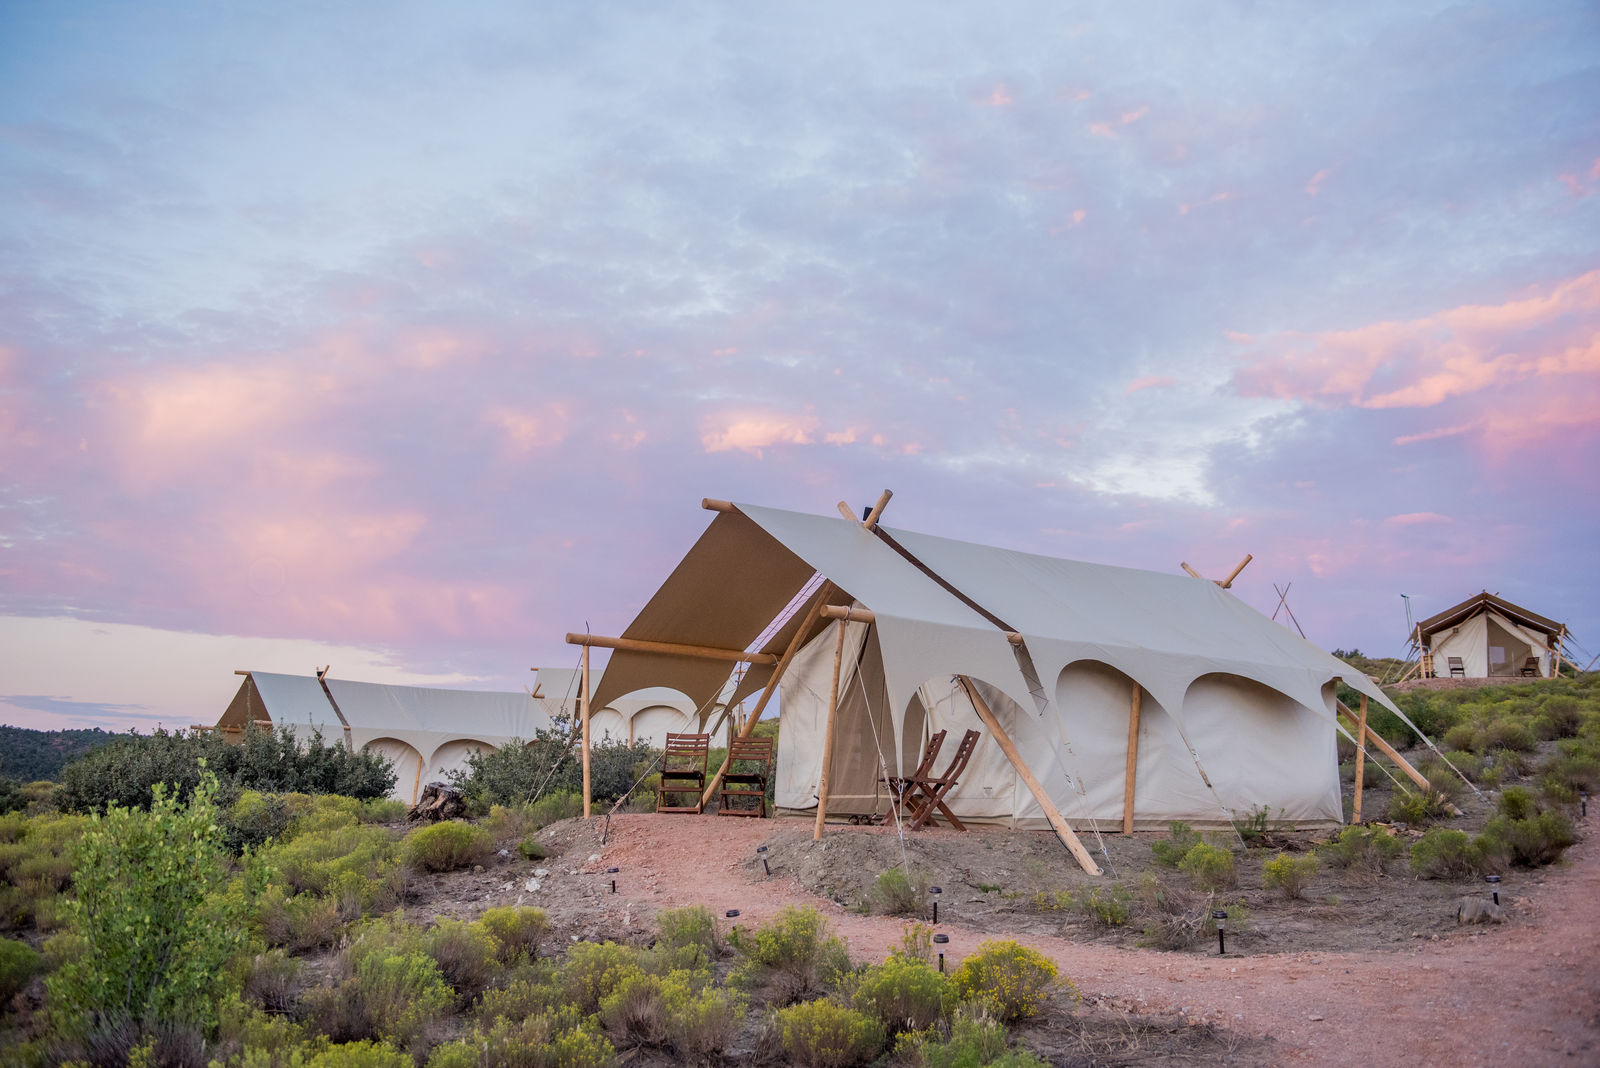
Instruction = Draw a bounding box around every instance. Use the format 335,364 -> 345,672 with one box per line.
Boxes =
1411,592 -> 1569,679
572,498 -> 1427,853
217,672 -> 554,804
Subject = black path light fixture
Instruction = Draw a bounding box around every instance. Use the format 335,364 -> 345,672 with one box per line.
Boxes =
929,885 -> 943,924
1581,790 -> 1589,818
606,867 -> 619,894
932,932 -> 949,973
1486,874 -> 1501,906
757,845 -> 771,877
1213,909 -> 1229,955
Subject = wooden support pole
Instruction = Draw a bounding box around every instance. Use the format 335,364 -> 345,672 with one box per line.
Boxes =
958,676 -> 1102,876
862,489 -> 893,530
1180,562 -> 1203,578
581,643 -> 592,818
1219,553 -> 1254,588
814,620 -> 847,840
1352,694 -> 1369,823
836,500 -> 857,522
564,632 -> 778,666
703,581 -> 837,806
701,497 -> 736,513
821,605 -> 876,623
1335,700 -> 1433,793
1123,683 -> 1142,834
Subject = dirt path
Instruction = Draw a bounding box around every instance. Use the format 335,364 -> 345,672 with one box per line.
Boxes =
555,812 -> 1600,1065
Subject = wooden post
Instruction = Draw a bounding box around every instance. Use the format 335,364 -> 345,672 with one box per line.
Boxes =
1179,562 -> 1203,578
581,643 -> 592,818
1219,553 -> 1253,588
862,489 -> 893,529
813,620 -> 847,840
701,498 -> 736,512
958,676 -> 1102,876
565,632 -> 778,665
702,582 -> 837,806
1352,694 -> 1368,823
1335,700 -> 1433,793
1122,683 -> 1142,834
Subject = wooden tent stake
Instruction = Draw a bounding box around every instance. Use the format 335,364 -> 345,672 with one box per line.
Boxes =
1351,694 -> 1368,823
581,643 -> 592,818
565,632 -> 778,666
1123,683 -> 1142,834
958,676 -> 1102,876
814,620 -> 847,840
702,581 -> 837,806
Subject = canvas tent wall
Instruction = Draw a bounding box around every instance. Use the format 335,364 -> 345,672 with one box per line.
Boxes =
578,500 -> 1410,834
532,667 -> 720,748
216,672 -> 554,804
1415,592 -> 1565,678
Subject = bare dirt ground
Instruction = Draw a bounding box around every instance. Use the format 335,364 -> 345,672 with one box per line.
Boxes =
410,803 -> 1600,1066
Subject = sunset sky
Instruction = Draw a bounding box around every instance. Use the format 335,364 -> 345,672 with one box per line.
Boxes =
2,3 -> 1597,733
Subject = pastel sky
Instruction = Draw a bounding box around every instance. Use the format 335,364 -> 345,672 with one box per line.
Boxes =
3,3 -> 1597,733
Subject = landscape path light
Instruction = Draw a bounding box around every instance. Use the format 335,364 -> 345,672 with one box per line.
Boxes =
757,845 -> 770,877
1213,909 -> 1228,955
929,885 -> 943,924
1486,874 -> 1500,906
1581,790 -> 1589,818
606,867 -> 619,894
932,932 -> 949,973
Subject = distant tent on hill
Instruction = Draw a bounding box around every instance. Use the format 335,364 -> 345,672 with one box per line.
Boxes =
1406,591 -> 1574,680
566,494 -> 1451,875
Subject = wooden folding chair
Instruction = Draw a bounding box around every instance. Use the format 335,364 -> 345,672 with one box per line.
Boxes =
717,736 -> 774,818
1447,656 -> 1466,678
657,733 -> 710,814
904,729 -> 981,831
880,729 -> 946,816
1520,656 -> 1540,677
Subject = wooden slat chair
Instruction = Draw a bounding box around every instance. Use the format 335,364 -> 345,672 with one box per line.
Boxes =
717,736 -> 775,818
904,729 -> 981,831
1447,656 -> 1466,678
880,729 -> 947,817
657,733 -> 711,814
1520,656 -> 1541,677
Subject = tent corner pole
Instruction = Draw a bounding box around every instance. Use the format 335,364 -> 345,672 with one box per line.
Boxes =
581,644 -> 592,818
1122,683 -> 1142,834
813,619 -> 847,841
958,675 -> 1102,876
1351,694 -> 1368,823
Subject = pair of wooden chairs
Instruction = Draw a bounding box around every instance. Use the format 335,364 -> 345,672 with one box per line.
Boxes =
880,728 -> 982,831
655,733 -> 774,817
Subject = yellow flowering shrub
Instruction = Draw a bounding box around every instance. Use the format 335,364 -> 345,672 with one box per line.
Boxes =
949,940 -> 1064,1023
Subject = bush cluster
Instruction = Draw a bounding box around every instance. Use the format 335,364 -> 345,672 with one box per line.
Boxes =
1317,826 -> 1404,875
402,821 -> 494,873
949,940 -> 1061,1024
446,715 -> 659,813
729,905 -> 852,1004
1261,852 -> 1319,899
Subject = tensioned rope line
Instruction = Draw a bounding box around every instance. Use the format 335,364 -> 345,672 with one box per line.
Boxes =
844,623 -> 914,878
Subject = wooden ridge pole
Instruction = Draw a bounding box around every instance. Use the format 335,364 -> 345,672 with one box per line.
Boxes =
565,633 -> 778,666
580,643 -> 592,818
1352,694 -> 1368,823
959,676 -> 1102,876
1122,683 -> 1142,834
814,619 -> 848,840
702,581 -> 837,806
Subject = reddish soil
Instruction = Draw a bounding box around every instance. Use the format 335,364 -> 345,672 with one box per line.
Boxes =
456,809 -> 1600,1066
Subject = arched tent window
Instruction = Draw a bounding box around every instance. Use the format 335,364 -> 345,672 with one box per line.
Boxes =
426,739 -> 496,787
588,709 -> 626,744
628,705 -> 692,748
362,737 -> 424,805
1180,673 -> 1341,826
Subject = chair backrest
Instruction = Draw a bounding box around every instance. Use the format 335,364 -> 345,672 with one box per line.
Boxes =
933,729 -> 981,783
907,729 -> 948,782
1522,656 -> 1540,674
727,735 -> 773,767
1447,656 -> 1465,670
663,733 -> 710,772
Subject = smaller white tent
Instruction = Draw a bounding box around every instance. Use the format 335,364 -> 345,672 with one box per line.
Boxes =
1414,592 -> 1567,679
217,673 -> 554,803
531,667 -> 715,748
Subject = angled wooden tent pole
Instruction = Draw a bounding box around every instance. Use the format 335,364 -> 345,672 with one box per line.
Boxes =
958,675 -> 1102,876
702,580 -> 837,806
565,632 -> 778,666
1122,683 -> 1142,834
1351,694 -> 1368,823
1335,699 -> 1433,793
814,618 -> 848,840
1179,561 -> 1203,578
581,643 -> 592,818
1219,553 -> 1253,588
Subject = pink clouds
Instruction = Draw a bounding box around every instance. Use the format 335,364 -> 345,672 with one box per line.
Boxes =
699,412 -> 820,455
1125,375 -> 1176,395
1385,512 -> 1451,526
485,402 -> 572,453
1088,104 -> 1148,138
1233,269 -> 1600,452
1305,169 -> 1330,196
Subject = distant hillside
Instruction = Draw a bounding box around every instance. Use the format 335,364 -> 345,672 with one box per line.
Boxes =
1331,648 -> 1411,685
0,724 -> 121,781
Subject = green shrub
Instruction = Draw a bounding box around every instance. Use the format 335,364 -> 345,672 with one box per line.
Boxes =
730,906 -> 852,1004
300,1040 -> 414,1068
1386,787 -> 1453,825
893,1007 -> 1048,1067
242,948 -> 303,1014
1480,719 -> 1537,753
360,798 -> 409,823
476,905 -> 551,964
1261,853 -> 1318,899
1442,724 -> 1479,752
299,932 -> 454,1051
402,820 -> 493,873
224,790 -> 296,853
851,954 -> 951,1036
1409,829 -> 1495,879
0,936 -> 41,1002
433,1012 -> 615,1068
1150,822 -> 1202,867
654,904 -> 720,964
46,773 -> 249,1036
1497,786 -> 1537,821
1540,750 -> 1600,794
563,941 -> 645,1015
426,918 -> 501,1002
597,967 -> 742,1056
1070,884 -> 1133,927
477,967 -> 565,1024
262,823 -> 401,904
213,1004 -> 311,1067
777,999 -> 886,1068
525,790 -> 584,828
1479,811 -> 1575,868
1340,760 -> 1383,787
870,868 -> 928,916
257,886 -> 345,950
1178,843 -> 1237,891
949,940 -> 1060,1023
1537,696 -> 1584,739
1317,826 -> 1403,874
1232,804 -> 1279,845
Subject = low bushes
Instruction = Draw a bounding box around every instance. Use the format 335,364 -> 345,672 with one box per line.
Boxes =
1261,853 -> 1318,899
869,868 -> 929,916
402,821 -> 493,873
597,968 -> 743,1057
475,905 -> 550,964
851,953 -> 951,1036
427,1012 -> 614,1068
1386,787 -> 1454,826
1177,843 -> 1236,891
949,940 -> 1060,1024
1317,826 -> 1404,875
1149,822 -> 1203,867
0,935 -> 41,1002
654,904 -> 720,966
729,906 -> 851,1004
298,928 -> 454,1052
777,999 -> 885,1068
895,1008 -> 1049,1068
1409,829 -> 1494,880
